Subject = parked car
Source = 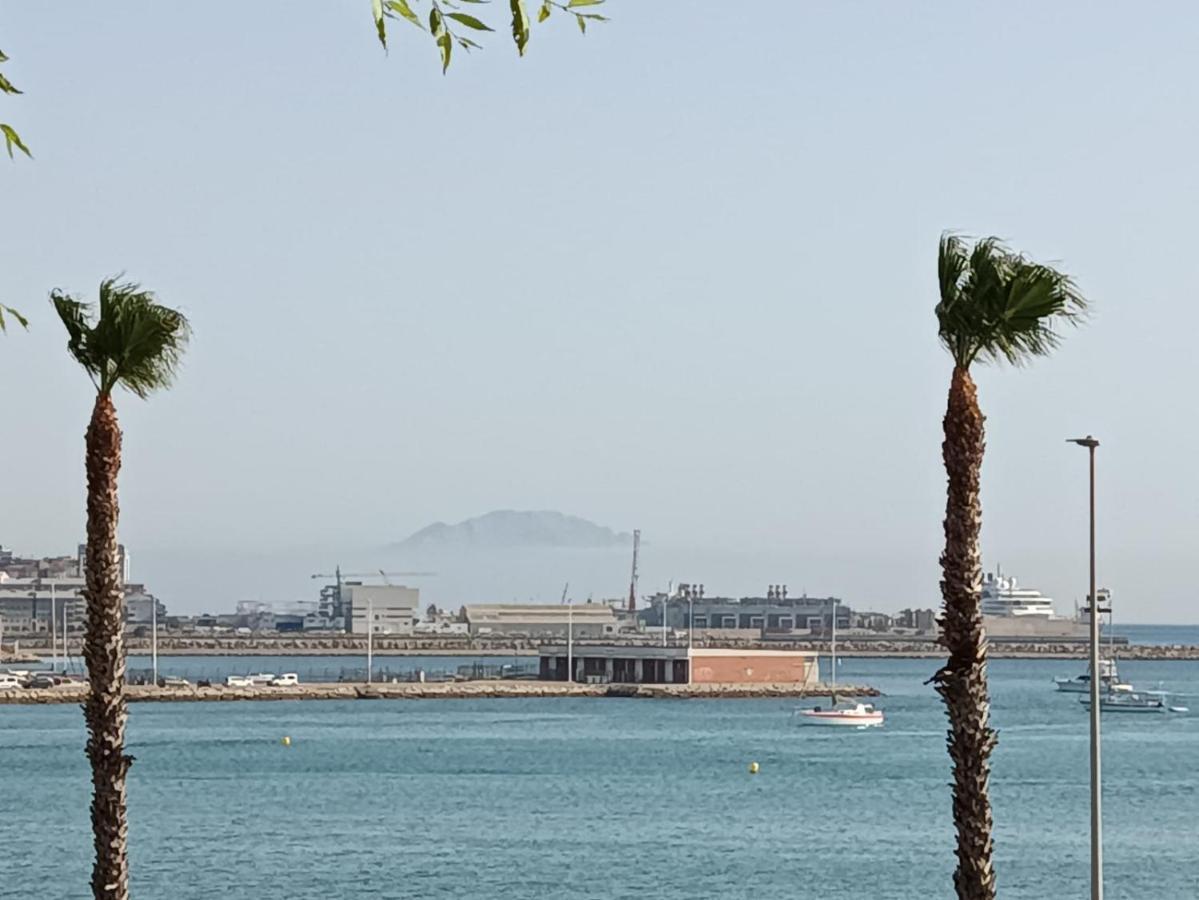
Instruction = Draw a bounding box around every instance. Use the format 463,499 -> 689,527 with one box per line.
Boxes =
0,673 -> 24,690
270,673 -> 299,687
157,676 -> 190,688
25,675 -> 56,689
225,675 -> 253,687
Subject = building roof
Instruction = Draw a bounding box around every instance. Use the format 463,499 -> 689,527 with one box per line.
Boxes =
464,603 -> 617,625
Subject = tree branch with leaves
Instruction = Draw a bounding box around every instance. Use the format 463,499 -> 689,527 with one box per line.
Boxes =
373,0 -> 607,71
0,47 -> 31,159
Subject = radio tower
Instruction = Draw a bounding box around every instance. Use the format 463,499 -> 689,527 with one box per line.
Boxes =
627,529 -> 641,612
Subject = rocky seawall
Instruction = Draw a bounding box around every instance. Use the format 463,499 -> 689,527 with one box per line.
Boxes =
0,680 -> 876,706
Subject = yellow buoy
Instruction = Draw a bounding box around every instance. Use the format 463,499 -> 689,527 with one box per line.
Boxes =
748,761 -> 759,774
281,736 -> 291,747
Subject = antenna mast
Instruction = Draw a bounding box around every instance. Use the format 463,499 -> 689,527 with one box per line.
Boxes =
628,529 -> 641,612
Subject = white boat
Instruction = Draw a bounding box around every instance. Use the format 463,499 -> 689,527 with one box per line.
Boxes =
1079,690 -> 1179,714
800,701 -> 885,727
1054,658 -> 1132,694
797,599 -> 884,728
981,570 -> 1057,618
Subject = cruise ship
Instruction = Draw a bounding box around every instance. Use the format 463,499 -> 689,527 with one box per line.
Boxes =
979,569 -> 1088,639
980,570 -> 1057,618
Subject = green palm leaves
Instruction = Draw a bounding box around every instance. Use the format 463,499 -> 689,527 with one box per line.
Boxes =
51,278 -> 190,398
936,234 -> 1088,369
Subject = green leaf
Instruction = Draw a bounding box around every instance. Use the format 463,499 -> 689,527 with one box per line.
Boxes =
509,0 -> 530,55
447,11 -> 493,30
0,304 -> 29,333
429,6 -> 444,34
576,13 -> 585,32
0,72 -> 21,96
0,50 -> 9,63
457,35 -> 482,50
385,0 -> 426,29
1,124 -> 31,159
437,31 -> 453,72
567,0 -> 603,6
458,0 -> 490,4
579,12 -> 608,19
372,0 -> 387,48
538,2 -> 550,21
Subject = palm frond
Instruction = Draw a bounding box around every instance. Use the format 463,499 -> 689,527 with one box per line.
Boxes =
51,278 -> 190,398
935,233 -> 1088,368
0,303 -> 29,332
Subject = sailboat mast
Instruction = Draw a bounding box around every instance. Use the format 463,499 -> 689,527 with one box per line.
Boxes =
830,598 -> 837,694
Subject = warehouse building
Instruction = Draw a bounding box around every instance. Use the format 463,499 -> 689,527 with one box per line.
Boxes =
537,644 -> 819,685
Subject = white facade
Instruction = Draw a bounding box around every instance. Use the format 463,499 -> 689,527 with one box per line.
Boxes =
347,585 -> 421,635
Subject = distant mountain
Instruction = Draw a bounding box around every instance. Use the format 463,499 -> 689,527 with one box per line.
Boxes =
392,510 -> 633,551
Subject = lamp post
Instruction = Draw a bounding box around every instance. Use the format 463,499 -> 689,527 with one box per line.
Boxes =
662,581 -> 673,648
366,598 -> 374,684
1069,435 -> 1102,900
688,595 -> 694,650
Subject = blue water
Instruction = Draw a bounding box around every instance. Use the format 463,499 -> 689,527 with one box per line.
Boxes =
1111,624 -> 1199,646
3,657 -> 1198,899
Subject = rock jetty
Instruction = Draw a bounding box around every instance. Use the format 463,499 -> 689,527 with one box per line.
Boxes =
0,680 -> 876,706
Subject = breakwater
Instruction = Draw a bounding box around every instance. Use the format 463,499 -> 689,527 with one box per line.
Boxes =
0,679 -> 877,706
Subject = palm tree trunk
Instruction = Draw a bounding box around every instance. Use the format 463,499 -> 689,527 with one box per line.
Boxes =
82,392 -> 132,900
933,365 -> 998,900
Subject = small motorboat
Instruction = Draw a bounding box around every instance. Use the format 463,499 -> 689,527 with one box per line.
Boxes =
1054,658 -> 1132,694
798,701 -> 885,728
1079,690 -> 1179,714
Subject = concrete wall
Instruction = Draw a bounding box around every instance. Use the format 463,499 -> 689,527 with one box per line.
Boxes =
690,652 -> 816,685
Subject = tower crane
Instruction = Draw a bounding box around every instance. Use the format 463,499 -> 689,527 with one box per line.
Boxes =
309,566 -> 437,626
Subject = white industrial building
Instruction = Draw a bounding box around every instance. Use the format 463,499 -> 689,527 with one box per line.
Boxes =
346,585 -> 421,635
463,603 -> 619,639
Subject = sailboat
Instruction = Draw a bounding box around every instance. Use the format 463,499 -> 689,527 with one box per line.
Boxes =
798,600 -> 884,728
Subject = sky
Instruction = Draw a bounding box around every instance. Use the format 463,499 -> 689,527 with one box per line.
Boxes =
2,3 -> 1198,621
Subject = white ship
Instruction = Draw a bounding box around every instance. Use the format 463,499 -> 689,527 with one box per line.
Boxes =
981,570 -> 1056,618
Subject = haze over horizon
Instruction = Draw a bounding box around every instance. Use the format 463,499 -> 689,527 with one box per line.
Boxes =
3,4 -> 1198,621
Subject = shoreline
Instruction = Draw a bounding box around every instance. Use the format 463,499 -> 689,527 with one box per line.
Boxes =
0,680 -> 877,706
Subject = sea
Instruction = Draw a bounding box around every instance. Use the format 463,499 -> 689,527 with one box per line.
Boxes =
3,651 -> 1199,899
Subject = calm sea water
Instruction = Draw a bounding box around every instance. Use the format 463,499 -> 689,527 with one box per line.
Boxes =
3,657 -> 1198,899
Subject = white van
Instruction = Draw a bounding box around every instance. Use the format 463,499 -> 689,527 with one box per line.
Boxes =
270,673 -> 299,687
0,672 -> 24,690
225,675 -> 253,687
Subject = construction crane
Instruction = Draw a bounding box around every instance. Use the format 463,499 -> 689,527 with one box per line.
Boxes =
627,529 -> 641,612
309,566 -> 437,584
309,566 -> 437,627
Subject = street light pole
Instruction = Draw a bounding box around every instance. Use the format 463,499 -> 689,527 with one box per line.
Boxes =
662,581 -> 673,648
1069,435 -> 1102,900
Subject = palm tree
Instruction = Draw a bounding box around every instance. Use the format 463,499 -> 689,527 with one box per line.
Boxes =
52,278 -> 189,900
932,234 -> 1087,899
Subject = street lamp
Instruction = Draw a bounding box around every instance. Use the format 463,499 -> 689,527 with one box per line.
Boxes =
1068,434 -> 1103,900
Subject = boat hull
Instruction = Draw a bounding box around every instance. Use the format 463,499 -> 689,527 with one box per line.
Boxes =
1079,698 -> 1167,714
1055,680 -> 1132,694
799,711 -> 884,727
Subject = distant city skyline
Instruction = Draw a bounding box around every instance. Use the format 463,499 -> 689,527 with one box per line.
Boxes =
3,5 -> 1198,621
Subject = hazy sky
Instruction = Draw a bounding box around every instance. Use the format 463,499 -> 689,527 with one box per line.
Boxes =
3,4 -> 1198,621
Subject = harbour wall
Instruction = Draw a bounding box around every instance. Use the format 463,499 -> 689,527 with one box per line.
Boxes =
0,680 -> 877,706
